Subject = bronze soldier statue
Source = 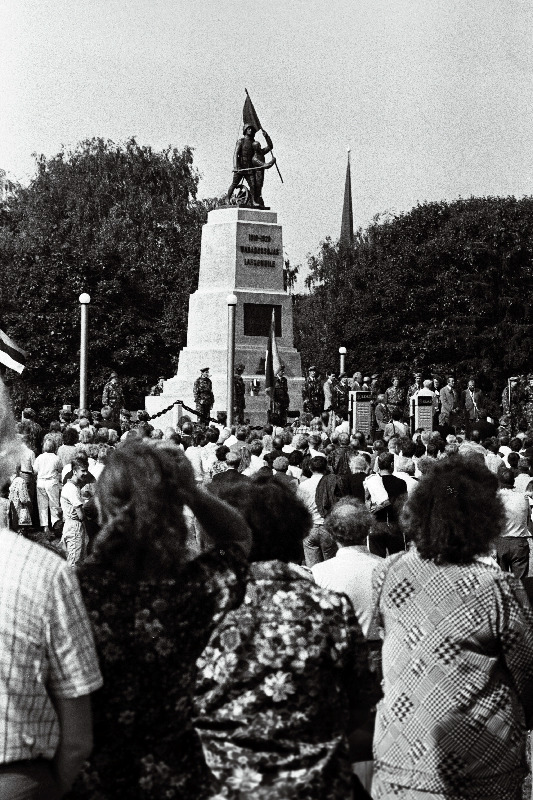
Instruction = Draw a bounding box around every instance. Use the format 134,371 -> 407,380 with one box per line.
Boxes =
102,370 -> 124,425
233,364 -> 246,424
227,124 -> 276,208
302,366 -> 325,419
273,365 -> 290,426
193,367 -> 214,426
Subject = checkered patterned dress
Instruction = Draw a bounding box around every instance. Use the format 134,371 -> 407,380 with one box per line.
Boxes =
371,549 -> 533,800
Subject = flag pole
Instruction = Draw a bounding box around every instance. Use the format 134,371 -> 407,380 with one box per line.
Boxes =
245,89 -> 283,184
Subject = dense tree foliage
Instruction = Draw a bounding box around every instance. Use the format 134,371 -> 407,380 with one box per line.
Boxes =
0,138 -> 209,417
294,196 -> 533,400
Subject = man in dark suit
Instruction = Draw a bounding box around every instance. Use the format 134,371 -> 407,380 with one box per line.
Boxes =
211,451 -> 250,485
461,378 -> 483,438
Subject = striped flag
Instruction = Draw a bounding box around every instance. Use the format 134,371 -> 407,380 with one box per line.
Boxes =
265,309 -> 281,397
0,329 -> 27,373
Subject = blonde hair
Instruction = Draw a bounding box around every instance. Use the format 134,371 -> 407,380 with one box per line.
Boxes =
0,379 -> 22,486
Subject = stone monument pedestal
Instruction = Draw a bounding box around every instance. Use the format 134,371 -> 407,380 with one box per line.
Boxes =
146,207 -> 303,429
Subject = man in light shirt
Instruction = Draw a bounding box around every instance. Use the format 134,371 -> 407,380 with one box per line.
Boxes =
497,467 -> 531,579
297,456 -> 337,566
312,498 -> 383,641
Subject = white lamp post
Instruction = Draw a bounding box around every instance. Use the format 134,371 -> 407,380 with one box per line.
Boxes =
79,293 -> 91,412
339,346 -> 347,375
226,294 -> 237,427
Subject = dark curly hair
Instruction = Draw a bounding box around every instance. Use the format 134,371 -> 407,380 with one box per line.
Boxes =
209,473 -> 311,563
62,426 -> 79,446
403,456 -> 504,565
91,440 -> 190,579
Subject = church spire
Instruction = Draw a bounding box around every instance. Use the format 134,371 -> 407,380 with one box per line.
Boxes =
340,148 -> 354,247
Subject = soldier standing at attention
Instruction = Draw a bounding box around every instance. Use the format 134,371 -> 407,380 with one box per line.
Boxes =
302,365 -> 324,419
234,364 -> 246,424
273,365 -> 290,426
194,367 -> 214,426
101,371 -> 124,425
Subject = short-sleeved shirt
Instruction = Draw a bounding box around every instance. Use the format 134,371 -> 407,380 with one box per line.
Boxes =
33,452 -> 61,483
0,530 -> 102,763
372,549 -> 533,796
61,481 -> 83,521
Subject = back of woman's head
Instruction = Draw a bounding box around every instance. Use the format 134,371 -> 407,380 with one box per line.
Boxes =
42,437 -> 56,454
62,427 -> 79,446
92,440 -> 190,579
209,473 -> 311,563
403,456 -> 503,565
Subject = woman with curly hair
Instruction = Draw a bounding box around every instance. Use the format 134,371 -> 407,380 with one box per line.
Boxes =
195,475 -> 380,800
371,456 -> 533,800
68,439 -> 251,800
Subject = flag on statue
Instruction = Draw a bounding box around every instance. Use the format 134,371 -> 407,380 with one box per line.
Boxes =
243,90 -> 262,132
265,310 -> 281,397
0,329 -> 27,373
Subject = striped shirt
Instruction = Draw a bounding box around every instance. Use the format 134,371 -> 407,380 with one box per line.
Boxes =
0,529 -> 103,763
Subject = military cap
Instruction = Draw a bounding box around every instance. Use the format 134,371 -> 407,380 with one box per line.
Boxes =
371,374 -> 379,380
363,376 -> 371,383
308,365 -> 317,371
339,373 -> 347,379
200,367 -> 210,373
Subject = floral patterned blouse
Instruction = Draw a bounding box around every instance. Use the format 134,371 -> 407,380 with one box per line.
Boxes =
68,547 -> 248,800
194,560 -> 380,800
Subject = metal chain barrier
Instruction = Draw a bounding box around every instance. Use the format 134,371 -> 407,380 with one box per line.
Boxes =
146,399 -> 220,425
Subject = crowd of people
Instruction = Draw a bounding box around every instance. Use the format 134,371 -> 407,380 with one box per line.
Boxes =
2,371 -> 533,799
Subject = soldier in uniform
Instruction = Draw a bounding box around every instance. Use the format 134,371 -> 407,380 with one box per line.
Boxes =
273,364 -> 290,426
149,376 -> 164,396
193,367 -> 214,426
522,375 -> 533,429
233,364 -> 246,425
101,371 -> 124,425
302,365 -> 324,419
334,373 -> 350,421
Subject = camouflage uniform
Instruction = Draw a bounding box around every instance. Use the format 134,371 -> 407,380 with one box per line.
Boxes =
102,377 -> 124,424
233,374 -> 246,424
273,375 -> 290,426
194,375 -> 214,425
302,376 -> 324,418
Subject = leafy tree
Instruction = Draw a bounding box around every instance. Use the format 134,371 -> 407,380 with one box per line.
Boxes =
293,196 -> 533,401
0,138 -> 209,417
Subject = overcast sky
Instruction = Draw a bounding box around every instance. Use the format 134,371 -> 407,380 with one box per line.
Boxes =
2,0 -> 533,288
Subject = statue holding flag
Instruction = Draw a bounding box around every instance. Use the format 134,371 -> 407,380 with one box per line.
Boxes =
227,90 -> 282,208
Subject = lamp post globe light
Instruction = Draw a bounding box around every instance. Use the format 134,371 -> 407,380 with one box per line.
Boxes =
339,346 -> 347,375
226,294 -> 238,427
79,293 -> 91,412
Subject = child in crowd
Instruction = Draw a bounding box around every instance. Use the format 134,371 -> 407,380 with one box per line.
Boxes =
8,466 -> 32,531
0,482 -> 17,531
60,453 -> 90,565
